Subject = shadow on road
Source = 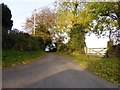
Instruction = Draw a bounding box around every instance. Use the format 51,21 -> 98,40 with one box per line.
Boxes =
25,69 -> 118,88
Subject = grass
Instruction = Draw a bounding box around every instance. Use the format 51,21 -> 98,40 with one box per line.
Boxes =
2,49 -> 45,67
64,51 -> 120,86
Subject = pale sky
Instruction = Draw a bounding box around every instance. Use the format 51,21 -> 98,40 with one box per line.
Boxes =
1,0 -> 56,30
85,34 -> 109,48
1,0 -> 109,48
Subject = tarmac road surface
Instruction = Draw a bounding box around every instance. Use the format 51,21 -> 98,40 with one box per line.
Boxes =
2,53 -> 119,88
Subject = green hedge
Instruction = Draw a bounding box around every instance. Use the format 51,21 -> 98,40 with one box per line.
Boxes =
2,32 -> 45,51
106,44 -> 120,57
66,24 -> 85,53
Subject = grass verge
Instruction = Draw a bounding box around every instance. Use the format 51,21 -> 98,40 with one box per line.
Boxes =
64,51 -> 120,86
2,49 -> 45,67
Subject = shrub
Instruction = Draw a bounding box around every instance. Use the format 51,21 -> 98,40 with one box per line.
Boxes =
2,34 -> 15,49
106,44 -> 120,57
2,32 -> 45,51
67,24 -> 85,53
34,36 -> 45,50
59,44 -> 68,52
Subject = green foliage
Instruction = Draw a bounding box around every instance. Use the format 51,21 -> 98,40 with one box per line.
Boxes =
35,36 -> 45,50
2,33 -> 15,49
107,41 -> 114,49
65,52 -> 120,85
67,24 -> 85,53
15,34 -> 44,51
53,1 -> 86,53
24,8 -> 55,44
57,2 -> 120,85
59,44 -> 68,52
1,3 -> 13,31
106,44 -> 120,57
2,49 -> 45,67
83,2 -> 119,41
3,32 -> 45,51
84,2 -> 118,18
51,9 -> 72,46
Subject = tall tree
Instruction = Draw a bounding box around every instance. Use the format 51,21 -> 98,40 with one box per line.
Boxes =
82,2 -> 120,44
1,3 -> 13,49
53,0 -> 86,53
23,8 -> 56,44
1,3 -> 13,35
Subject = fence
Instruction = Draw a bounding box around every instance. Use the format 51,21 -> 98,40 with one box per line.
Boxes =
84,47 -> 107,56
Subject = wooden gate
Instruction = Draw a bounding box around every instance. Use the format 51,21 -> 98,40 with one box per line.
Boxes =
84,47 -> 107,56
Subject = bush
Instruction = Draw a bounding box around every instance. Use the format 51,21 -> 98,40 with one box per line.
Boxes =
2,34 -> 15,49
106,44 -> 120,57
67,24 -> 85,53
2,32 -> 45,51
59,44 -> 68,52
34,36 -> 45,50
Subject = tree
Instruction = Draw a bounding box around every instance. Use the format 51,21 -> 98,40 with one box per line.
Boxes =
52,1 -> 86,53
67,24 -> 85,53
82,2 -> 120,43
79,2 -> 120,57
23,8 -> 56,44
1,3 -> 13,35
1,3 -> 13,49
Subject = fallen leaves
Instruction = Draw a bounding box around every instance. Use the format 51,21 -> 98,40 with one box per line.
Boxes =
66,52 -> 120,85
